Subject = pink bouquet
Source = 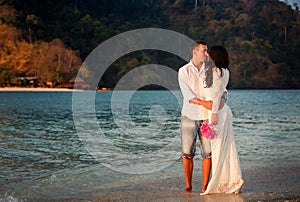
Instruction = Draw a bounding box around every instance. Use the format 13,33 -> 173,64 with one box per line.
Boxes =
200,122 -> 217,140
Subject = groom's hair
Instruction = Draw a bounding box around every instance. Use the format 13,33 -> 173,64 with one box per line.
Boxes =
190,40 -> 207,54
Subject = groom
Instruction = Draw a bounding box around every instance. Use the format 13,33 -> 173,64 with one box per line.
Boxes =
178,40 -> 212,193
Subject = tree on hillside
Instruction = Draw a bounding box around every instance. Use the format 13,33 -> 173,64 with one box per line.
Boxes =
0,22 -> 82,87
32,38 -> 82,86
1,0 -> 299,88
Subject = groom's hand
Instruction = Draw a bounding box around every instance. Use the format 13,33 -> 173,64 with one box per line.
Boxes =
205,100 -> 213,110
188,98 -> 212,110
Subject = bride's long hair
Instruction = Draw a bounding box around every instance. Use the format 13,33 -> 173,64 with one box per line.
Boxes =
208,45 -> 230,77
203,45 -> 230,88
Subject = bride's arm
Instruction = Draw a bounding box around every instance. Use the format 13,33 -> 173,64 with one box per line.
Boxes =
211,68 -> 223,125
189,98 -> 212,110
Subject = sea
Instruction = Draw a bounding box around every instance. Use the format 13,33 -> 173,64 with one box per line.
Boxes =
0,89 -> 299,201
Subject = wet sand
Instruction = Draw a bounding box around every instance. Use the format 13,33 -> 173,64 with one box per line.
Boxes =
43,163 -> 299,202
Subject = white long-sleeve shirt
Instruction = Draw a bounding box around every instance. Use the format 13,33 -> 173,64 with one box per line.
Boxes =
178,60 -> 209,120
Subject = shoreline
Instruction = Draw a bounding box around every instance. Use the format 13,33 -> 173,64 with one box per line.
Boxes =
1,87 -> 299,92
2,162 -> 298,202
0,87 -> 84,92
70,163 -> 300,201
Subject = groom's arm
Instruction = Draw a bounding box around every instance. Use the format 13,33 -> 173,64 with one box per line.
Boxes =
178,69 -> 197,103
189,90 -> 226,110
189,98 -> 212,110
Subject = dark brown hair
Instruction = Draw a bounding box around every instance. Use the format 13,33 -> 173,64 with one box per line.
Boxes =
208,45 -> 229,77
208,45 -> 229,69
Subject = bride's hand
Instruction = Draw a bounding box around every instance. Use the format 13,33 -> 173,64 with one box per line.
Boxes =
211,113 -> 218,125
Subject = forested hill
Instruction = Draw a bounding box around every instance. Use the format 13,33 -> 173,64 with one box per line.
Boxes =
0,0 -> 299,89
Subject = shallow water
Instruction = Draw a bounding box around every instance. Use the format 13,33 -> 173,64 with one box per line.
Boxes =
0,90 -> 299,200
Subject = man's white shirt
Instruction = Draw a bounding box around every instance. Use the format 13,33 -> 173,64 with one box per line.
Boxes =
178,60 -> 209,121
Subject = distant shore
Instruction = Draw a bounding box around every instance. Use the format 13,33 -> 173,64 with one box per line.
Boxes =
1,87 -> 299,92
0,87 -> 84,92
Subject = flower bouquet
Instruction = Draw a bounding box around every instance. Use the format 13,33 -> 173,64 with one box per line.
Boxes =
200,122 -> 217,140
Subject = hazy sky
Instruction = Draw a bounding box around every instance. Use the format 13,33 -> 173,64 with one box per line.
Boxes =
281,0 -> 300,7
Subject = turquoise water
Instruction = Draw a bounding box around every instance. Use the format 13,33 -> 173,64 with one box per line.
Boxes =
0,90 -> 299,200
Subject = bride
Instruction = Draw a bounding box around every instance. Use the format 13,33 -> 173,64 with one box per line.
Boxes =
190,45 -> 244,194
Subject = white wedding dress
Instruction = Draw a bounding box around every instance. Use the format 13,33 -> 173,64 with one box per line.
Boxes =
203,68 -> 244,194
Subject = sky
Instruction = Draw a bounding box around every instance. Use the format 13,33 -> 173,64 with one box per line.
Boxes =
281,0 -> 300,8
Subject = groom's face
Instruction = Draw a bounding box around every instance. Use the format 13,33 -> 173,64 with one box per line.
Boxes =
195,44 -> 208,63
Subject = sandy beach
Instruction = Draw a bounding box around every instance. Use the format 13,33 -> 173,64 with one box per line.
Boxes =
27,162 -> 299,202
0,87 -> 85,92
2,163 -> 299,202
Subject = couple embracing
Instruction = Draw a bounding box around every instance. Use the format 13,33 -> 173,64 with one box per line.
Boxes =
178,40 -> 244,195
